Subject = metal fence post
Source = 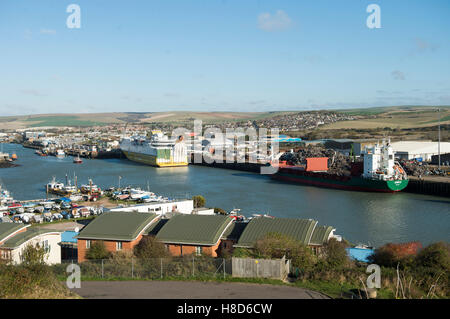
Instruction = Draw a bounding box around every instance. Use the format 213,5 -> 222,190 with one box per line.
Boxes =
192,256 -> 195,277
223,258 -> 225,279
131,257 -> 134,278
101,259 -> 104,278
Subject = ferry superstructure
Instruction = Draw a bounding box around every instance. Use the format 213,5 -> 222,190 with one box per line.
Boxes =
120,130 -> 188,167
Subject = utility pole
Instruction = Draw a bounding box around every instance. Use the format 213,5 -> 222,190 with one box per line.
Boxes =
438,108 -> 441,169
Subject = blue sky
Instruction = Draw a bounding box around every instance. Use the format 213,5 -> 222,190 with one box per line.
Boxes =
0,0 -> 449,115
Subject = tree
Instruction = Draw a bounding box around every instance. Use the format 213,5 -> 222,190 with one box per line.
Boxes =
134,236 -> 168,259
85,241 -> 111,260
368,242 -> 422,267
323,238 -> 349,267
21,242 -> 47,265
192,195 -> 206,208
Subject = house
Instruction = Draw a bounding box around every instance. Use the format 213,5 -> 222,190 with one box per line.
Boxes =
155,214 -> 234,257
76,211 -> 160,262
234,217 -> 338,252
0,224 -> 62,265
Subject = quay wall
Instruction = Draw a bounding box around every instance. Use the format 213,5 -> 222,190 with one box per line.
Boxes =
404,179 -> 450,197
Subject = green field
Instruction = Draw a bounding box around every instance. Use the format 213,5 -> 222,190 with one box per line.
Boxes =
24,116 -> 109,127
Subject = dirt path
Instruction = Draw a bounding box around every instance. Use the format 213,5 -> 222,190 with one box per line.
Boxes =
71,280 -> 330,299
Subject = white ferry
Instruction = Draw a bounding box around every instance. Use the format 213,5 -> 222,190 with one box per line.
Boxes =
120,130 -> 188,167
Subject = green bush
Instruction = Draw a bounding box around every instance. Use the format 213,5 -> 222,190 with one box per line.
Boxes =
323,238 -> 349,268
254,233 -> 316,271
20,243 -> 48,265
134,236 -> 168,259
415,242 -> 450,272
86,241 -> 111,260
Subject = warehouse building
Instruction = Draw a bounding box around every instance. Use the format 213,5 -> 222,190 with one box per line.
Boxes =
390,141 -> 450,161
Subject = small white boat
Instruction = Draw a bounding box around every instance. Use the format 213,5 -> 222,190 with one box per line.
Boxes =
56,149 -> 65,158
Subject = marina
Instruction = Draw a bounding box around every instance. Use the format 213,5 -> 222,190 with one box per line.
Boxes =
0,143 -> 449,247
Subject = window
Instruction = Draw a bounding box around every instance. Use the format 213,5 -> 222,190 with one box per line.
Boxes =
116,241 -> 122,251
86,240 -> 91,249
41,240 -> 50,253
195,246 -> 202,256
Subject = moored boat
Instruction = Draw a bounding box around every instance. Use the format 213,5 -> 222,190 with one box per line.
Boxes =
272,139 -> 409,193
120,130 -> 188,167
73,155 -> 83,164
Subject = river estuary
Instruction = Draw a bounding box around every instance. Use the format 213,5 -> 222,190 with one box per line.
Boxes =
1,143 -> 449,247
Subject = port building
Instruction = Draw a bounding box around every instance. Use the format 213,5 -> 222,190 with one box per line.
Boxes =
109,199 -> 195,215
390,141 -> 450,161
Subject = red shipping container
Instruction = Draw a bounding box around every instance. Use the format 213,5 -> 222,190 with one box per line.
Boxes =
306,157 -> 328,172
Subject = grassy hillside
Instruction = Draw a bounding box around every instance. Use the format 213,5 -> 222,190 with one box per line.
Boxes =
327,106 -> 450,130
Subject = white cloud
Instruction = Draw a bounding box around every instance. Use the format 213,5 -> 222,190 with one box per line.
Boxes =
258,10 -> 293,32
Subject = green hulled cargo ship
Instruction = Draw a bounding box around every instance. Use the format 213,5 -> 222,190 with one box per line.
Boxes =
273,140 -> 409,193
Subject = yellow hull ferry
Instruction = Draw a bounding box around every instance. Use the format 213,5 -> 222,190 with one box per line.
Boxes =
120,130 -> 188,168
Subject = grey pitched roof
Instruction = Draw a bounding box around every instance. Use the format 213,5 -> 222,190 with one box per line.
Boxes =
76,211 -> 159,241
0,224 -> 27,244
156,214 -> 233,245
221,221 -> 247,241
235,217 -> 319,248
1,228 -> 61,249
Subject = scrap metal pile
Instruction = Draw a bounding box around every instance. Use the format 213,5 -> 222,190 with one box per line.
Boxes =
279,145 -> 361,176
399,160 -> 447,177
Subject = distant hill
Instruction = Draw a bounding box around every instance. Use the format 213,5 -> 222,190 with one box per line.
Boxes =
0,106 -> 448,130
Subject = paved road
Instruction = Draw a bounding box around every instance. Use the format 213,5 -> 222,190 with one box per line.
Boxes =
71,281 -> 330,299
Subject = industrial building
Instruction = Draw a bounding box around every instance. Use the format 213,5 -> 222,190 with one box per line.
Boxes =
390,141 -> 450,161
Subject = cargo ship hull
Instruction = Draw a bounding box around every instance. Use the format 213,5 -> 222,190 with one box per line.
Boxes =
122,150 -> 188,168
273,169 -> 409,193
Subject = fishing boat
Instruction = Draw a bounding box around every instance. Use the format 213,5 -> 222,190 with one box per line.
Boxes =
80,179 -> 101,194
272,139 -> 409,193
73,155 -> 83,164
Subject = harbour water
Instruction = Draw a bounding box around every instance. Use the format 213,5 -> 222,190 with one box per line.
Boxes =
1,143 -> 449,247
